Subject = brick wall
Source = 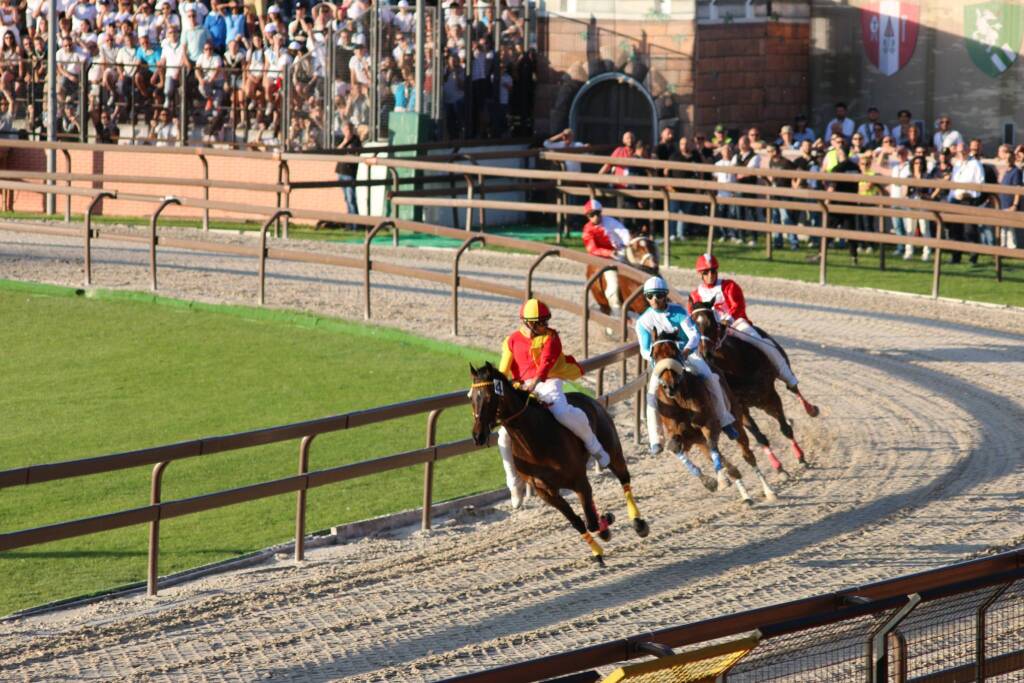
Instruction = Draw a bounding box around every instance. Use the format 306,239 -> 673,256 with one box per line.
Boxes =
694,22 -> 810,137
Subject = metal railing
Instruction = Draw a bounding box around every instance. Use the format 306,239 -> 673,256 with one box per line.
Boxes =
440,549 -> 1024,683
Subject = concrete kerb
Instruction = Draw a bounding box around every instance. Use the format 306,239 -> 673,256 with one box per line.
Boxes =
3,488 -> 509,622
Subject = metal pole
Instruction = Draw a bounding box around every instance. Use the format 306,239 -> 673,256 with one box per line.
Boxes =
452,235 -> 485,335
149,197 -> 182,291
370,6 -> 380,140
878,214 -> 886,271
364,220 -> 397,319
976,581 -> 1013,681
706,195 -> 717,253
84,191 -> 116,287
422,409 -> 441,530
295,435 -> 314,562
414,0 -> 425,114
259,210 -> 291,305
433,1 -> 443,122
199,154 -> 209,232
662,189 -> 671,268
525,249 -> 560,298
465,0 -> 474,138
819,202 -> 829,286
147,461 -> 170,596
323,25 -> 335,148
62,150 -> 72,222
932,216 -> 944,298
870,593 -> 921,683
45,0 -> 56,214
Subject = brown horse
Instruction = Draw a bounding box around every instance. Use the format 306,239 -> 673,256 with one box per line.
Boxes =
649,331 -> 777,505
588,232 -> 660,318
469,362 -> 649,565
689,301 -> 812,469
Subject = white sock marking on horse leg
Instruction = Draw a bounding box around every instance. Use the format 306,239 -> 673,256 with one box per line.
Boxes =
756,469 -> 777,501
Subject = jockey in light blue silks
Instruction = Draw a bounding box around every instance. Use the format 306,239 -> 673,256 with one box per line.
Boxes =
635,276 -> 739,456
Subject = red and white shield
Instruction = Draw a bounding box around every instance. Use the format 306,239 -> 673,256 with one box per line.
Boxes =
860,1 -> 920,76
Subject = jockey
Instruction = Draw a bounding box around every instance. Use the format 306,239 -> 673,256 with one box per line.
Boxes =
689,253 -> 801,392
497,298 -> 611,508
635,276 -> 739,455
582,199 -> 632,314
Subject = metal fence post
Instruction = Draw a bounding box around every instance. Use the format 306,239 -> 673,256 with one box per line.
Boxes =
148,461 -> 170,596
149,196 -> 182,291
452,235 -> 485,335
364,220 -> 397,319
61,149 -> 72,223
84,191 -> 116,287
819,201 -> 829,286
932,215 -> 944,298
422,409 -> 441,530
869,593 -> 921,683
976,581 -> 1013,681
259,210 -> 292,306
525,249 -> 560,299
878,214 -> 886,271
280,161 -> 291,238
662,188 -> 671,268
295,435 -> 314,562
199,153 -> 210,232
707,195 -> 717,253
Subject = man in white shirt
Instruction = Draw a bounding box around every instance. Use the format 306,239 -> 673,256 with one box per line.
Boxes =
890,109 -> 913,147
947,141 -> 984,263
933,115 -> 964,154
56,35 -> 84,99
824,101 -> 855,141
886,146 -> 911,257
714,142 -> 739,238
159,26 -> 185,104
856,106 -> 889,147
348,39 -> 370,86
178,0 -> 207,32
153,1 -> 179,41
392,0 -> 415,34
195,40 -> 224,109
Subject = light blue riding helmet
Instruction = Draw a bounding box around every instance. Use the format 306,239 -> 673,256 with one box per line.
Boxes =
642,276 -> 669,295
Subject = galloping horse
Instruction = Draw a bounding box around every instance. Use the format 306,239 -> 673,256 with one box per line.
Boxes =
649,331 -> 777,505
689,301 -> 812,468
588,231 -> 660,318
469,362 -> 649,565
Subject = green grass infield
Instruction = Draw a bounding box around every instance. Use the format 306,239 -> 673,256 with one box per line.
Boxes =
0,280 -> 503,615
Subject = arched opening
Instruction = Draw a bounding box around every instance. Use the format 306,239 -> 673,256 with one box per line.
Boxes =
568,73 -> 658,147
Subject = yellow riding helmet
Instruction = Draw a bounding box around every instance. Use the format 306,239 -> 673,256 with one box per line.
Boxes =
519,298 -> 552,322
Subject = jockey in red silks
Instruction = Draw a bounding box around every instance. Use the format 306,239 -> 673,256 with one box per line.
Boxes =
581,198 -> 632,314
496,298 -> 611,508
688,253 -> 819,416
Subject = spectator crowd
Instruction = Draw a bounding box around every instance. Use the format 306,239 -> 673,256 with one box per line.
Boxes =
0,0 -> 534,148
568,103 -> 1023,258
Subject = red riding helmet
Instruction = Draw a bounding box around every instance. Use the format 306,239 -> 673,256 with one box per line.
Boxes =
519,298 -> 552,322
583,199 -> 603,216
695,252 -> 719,273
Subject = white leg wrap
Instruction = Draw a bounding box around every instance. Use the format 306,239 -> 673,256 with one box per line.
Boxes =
645,382 -> 662,449
603,270 -> 621,307
498,428 -> 525,507
729,320 -> 798,389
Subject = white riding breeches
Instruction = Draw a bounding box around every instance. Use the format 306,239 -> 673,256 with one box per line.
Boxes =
645,356 -> 735,448
497,379 -> 606,471
728,318 -> 798,388
603,270 -> 621,308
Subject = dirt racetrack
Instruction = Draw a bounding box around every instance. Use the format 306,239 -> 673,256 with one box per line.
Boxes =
1,228 -> 1023,682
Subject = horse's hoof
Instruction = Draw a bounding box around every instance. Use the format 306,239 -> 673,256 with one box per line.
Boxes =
700,475 -> 717,492
764,491 -> 778,502
776,468 -> 790,482
741,498 -> 754,507
592,555 -> 606,568
633,518 -> 650,538
602,512 -> 615,526
598,528 -> 612,542
805,403 -> 820,418
798,458 -> 810,469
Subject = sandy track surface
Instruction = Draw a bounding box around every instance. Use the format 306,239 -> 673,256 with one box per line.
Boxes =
1,227 -> 1023,682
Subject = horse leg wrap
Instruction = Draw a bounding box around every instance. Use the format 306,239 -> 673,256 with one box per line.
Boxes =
622,484 -> 640,521
644,391 -> 661,450
791,440 -> 806,461
581,532 -> 604,558
763,446 -> 783,471
710,447 -> 724,472
675,451 -> 702,478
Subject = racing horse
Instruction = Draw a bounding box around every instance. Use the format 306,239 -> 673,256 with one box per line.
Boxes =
469,362 -> 649,565
689,301 -> 813,469
588,230 -> 660,319
649,331 -> 777,505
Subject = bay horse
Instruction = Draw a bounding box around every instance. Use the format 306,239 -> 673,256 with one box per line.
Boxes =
469,362 -> 649,565
689,301 -> 813,469
588,232 -> 660,318
649,331 -> 777,505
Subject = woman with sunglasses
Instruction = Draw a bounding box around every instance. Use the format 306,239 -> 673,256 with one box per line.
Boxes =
635,276 -> 738,455
689,253 -> 817,416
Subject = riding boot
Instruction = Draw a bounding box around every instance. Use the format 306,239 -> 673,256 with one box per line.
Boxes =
498,428 -> 526,509
548,399 -> 611,468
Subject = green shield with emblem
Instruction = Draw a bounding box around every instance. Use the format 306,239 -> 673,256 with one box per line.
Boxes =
965,1 -> 1023,77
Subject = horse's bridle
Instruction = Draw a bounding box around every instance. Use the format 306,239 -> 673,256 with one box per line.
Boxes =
469,380 -> 531,426
626,236 -> 658,271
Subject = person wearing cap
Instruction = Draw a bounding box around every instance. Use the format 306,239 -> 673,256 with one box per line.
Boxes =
776,124 -> 798,150
689,254 -> 815,415
496,299 -> 610,507
392,0 -> 415,34
635,275 -> 738,455
709,124 -> 732,148
581,198 -> 630,314
179,0 -> 207,31
348,37 -> 370,86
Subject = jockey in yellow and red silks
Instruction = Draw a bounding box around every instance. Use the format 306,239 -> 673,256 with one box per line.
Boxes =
496,299 -> 610,508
